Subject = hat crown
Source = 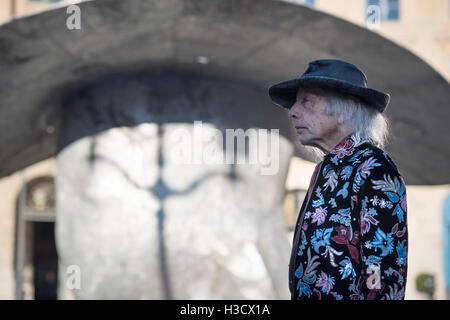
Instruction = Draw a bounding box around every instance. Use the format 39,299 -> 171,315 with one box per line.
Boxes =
301,59 -> 368,87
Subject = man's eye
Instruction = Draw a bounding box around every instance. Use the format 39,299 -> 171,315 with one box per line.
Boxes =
303,97 -> 312,106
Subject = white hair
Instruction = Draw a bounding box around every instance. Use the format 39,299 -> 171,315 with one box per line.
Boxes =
300,86 -> 390,162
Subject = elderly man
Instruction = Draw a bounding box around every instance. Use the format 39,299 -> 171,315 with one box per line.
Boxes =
269,59 -> 408,300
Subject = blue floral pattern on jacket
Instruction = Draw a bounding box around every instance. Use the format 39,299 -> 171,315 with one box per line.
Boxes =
288,133 -> 408,300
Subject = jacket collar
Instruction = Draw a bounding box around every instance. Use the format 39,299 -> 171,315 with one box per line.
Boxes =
326,132 -> 371,160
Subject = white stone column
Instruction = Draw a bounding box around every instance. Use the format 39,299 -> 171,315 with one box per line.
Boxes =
55,73 -> 294,299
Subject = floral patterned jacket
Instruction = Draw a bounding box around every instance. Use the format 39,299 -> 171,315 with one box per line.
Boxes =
289,133 -> 408,300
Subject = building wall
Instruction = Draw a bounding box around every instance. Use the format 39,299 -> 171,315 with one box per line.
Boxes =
0,1 -> 12,25
0,0 -> 87,25
315,0 -> 367,25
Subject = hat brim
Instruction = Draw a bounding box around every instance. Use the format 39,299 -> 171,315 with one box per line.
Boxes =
268,76 -> 390,113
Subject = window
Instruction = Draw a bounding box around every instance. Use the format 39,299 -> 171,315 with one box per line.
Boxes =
367,0 -> 400,21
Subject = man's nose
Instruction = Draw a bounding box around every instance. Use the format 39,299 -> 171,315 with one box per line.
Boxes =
288,104 -> 299,118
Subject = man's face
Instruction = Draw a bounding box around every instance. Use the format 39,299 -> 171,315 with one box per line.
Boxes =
288,88 -> 340,149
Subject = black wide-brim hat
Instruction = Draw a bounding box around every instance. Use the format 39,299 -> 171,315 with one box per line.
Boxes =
268,59 -> 390,113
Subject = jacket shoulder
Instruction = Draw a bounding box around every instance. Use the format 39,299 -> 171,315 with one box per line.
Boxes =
350,143 -> 400,174
365,144 -> 401,175
352,144 -> 406,194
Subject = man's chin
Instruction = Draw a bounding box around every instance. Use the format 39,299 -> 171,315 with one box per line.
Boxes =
297,135 -> 311,146
298,136 -> 320,152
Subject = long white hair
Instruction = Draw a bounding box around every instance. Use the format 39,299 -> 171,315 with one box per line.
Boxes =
302,87 -> 390,162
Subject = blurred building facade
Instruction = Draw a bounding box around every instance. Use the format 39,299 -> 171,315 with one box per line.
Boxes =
0,0 -> 449,300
